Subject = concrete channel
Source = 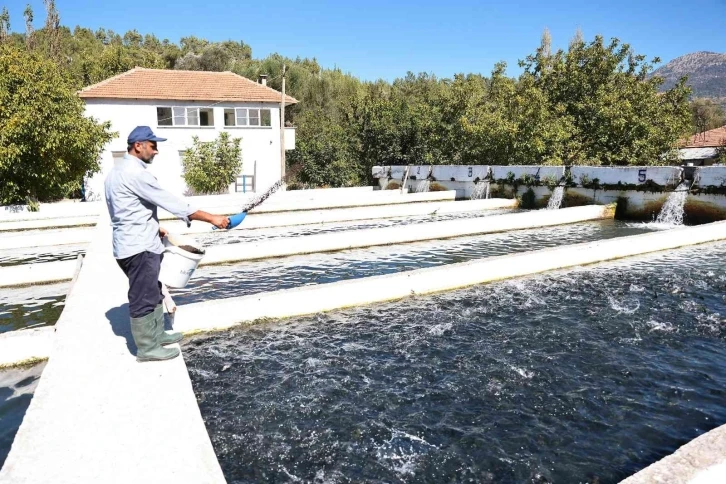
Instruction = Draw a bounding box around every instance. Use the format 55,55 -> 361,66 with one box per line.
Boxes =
0,205 -> 611,288
0,198 -> 516,250
0,190 -> 456,232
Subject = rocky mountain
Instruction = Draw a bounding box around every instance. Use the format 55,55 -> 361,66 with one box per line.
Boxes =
653,51 -> 726,99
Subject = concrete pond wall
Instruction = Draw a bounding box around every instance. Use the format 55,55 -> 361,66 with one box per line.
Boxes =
373,165 -> 726,223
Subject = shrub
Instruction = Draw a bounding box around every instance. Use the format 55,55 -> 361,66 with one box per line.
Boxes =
520,174 -> 536,187
542,174 -> 558,189
519,187 -> 536,209
182,132 -> 242,194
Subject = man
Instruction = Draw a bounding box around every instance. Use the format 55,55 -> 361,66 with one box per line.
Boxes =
105,126 -> 229,362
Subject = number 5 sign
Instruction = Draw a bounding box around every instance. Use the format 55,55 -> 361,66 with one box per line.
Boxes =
638,169 -> 647,183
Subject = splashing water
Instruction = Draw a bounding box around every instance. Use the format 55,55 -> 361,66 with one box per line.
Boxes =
414,180 -> 431,193
239,180 -> 284,213
183,242 -> 726,483
654,182 -> 690,226
546,186 -> 564,210
470,181 -> 491,200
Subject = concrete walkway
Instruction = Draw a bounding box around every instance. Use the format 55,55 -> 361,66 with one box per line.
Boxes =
0,215 -> 225,483
621,424 -> 726,483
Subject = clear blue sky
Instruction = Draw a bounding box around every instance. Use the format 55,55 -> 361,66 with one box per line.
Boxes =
3,0 -> 725,81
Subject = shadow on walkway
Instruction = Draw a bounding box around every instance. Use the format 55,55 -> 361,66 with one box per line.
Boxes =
105,304 -> 135,355
105,304 -> 176,356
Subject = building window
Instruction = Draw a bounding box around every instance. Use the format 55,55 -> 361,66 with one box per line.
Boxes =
157,107 -> 173,126
224,108 -> 272,127
157,106 -> 214,127
199,109 -> 213,126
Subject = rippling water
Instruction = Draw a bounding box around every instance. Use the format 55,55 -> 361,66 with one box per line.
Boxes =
0,363 -> 46,467
0,284 -> 67,334
0,246 -> 85,267
184,242 -> 726,484
195,209 -> 516,247
173,220 -> 651,306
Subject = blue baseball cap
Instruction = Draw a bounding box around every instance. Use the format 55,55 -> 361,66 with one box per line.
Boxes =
127,126 -> 167,144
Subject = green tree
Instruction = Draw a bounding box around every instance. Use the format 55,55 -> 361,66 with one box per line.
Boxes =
287,109 -> 360,187
181,132 -> 242,194
0,7 -> 9,42
23,4 -> 33,49
520,34 -> 692,165
43,0 -> 60,60
690,98 -> 725,134
0,44 -> 115,204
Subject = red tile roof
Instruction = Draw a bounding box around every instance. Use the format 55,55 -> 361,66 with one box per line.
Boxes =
683,125 -> 726,148
78,67 -> 298,105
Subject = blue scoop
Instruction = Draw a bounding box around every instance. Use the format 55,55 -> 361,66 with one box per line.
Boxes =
212,212 -> 246,231
227,212 -> 247,229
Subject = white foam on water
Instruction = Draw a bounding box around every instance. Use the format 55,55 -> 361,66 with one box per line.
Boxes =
280,467 -> 302,482
188,368 -> 218,380
304,357 -> 324,369
608,295 -> 641,314
629,284 -> 645,293
646,320 -> 675,333
619,332 -> 643,344
375,429 -> 438,477
509,365 -> 534,379
428,323 -> 452,336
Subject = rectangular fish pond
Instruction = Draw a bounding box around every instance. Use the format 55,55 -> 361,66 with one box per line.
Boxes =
182,241 -> 726,483
172,220 -> 652,305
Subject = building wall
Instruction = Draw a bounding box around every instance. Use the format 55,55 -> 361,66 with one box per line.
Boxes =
83,98 -> 295,200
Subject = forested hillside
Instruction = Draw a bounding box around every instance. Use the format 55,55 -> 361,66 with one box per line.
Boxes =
0,2 -> 695,201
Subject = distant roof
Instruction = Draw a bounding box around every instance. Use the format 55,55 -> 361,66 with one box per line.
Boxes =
78,67 -> 298,105
683,125 -> 726,148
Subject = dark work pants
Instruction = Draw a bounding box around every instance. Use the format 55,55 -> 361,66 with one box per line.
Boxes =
116,251 -> 164,319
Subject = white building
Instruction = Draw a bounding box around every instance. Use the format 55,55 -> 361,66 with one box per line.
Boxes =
79,67 -> 297,200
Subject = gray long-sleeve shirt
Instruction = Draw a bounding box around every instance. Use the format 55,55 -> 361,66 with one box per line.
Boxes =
104,154 -> 197,259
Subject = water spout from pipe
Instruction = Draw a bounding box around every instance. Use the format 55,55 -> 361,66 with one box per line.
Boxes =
654,181 -> 691,226
546,186 -> 565,210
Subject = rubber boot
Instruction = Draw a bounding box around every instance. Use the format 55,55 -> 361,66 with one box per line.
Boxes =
154,304 -> 182,345
130,311 -> 180,362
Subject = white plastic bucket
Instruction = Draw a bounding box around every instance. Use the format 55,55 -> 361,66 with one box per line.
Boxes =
159,233 -> 206,288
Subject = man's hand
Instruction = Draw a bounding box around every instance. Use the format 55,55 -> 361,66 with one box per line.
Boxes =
211,215 -> 230,230
159,227 -> 169,239
189,210 -> 231,229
